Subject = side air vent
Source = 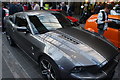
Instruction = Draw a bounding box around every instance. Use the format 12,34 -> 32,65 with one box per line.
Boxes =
59,35 -> 79,44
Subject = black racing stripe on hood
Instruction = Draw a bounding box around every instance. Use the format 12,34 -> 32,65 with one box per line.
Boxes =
57,27 -> 119,61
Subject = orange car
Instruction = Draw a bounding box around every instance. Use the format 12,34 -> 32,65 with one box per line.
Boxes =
84,14 -> 120,49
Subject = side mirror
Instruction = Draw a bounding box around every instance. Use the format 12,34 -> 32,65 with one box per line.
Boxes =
74,22 -> 80,26
17,27 -> 27,32
71,22 -> 80,27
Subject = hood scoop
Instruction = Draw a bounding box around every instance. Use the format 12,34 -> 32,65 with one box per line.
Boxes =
59,35 -> 79,45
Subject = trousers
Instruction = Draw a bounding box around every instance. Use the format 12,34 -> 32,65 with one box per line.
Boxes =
98,29 -> 105,35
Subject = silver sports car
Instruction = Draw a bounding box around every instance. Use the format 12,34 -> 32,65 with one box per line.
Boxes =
4,11 -> 119,80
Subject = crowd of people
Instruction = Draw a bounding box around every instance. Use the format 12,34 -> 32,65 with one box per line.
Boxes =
2,2 -> 120,17
2,2 -> 120,32
2,2 -> 40,15
79,2 -> 120,23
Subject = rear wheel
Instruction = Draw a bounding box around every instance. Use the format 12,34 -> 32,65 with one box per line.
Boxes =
39,56 -> 61,80
6,33 -> 15,46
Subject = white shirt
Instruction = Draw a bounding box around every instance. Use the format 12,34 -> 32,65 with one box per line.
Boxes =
97,10 -> 108,30
33,4 -> 40,10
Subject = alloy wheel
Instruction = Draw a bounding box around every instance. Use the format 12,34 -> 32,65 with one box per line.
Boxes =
40,59 -> 56,80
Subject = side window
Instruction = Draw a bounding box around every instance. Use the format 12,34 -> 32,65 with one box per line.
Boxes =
15,16 -> 28,27
29,16 -> 48,34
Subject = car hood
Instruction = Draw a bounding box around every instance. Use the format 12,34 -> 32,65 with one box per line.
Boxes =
38,27 -> 119,66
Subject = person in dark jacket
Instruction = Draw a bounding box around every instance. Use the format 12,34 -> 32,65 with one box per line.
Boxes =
2,3 -> 6,32
27,3 -> 32,10
79,8 -> 91,24
68,4 -> 75,16
58,2 -> 67,12
94,3 -> 102,14
15,2 -> 23,12
7,2 -> 17,15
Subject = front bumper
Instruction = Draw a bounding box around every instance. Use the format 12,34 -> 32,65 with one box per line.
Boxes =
70,59 -> 118,80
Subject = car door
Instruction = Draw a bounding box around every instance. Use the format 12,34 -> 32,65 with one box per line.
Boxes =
12,14 -> 39,59
104,19 -> 120,48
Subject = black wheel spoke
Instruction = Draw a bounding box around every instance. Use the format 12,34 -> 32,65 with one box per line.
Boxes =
40,58 -> 58,80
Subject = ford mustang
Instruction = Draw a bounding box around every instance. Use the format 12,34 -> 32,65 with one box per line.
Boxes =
4,11 -> 119,80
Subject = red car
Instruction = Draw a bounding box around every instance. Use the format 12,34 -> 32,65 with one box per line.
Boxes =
49,9 -> 79,25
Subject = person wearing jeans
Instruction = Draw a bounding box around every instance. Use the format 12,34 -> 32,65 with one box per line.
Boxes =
97,4 -> 113,35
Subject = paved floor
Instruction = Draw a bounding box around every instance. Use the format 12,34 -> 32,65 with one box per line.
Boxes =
2,29 -> 43,79
0,27 -> 2,80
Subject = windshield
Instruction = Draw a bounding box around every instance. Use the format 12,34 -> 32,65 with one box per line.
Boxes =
29,13 -> 72,34
38,13 -> 63,30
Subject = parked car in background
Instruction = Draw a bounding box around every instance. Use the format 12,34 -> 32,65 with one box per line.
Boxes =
4,11 -> 119,80
49,9 -> 79,25
84,7 -> 120,49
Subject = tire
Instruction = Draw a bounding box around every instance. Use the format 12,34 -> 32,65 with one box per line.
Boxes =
39,56 -> 61,80
6,33 -> 15,46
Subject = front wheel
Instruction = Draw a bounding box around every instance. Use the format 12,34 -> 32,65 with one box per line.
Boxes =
39,56 -> 61,80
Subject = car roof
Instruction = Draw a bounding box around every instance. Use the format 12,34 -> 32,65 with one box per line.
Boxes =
15,10 -> 60,16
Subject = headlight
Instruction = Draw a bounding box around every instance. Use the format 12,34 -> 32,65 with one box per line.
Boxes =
71,66 -> 85,73
71,65 -> 100,74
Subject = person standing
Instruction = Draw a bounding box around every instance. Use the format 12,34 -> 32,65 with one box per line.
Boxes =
94,3 -> 102,14
15,2 -> 23,12
2,8 -> 5,32
33,2 -> 40,10
2,3 -> 9,16
2,3 -> 6,32
79,8 -> 90,24
58,2 -> 67,12
97,4 -> 113,35
68,4 -> 75,16
27,3 -> 32,10
7,2 -> 18,15
22,3 -> 28,11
